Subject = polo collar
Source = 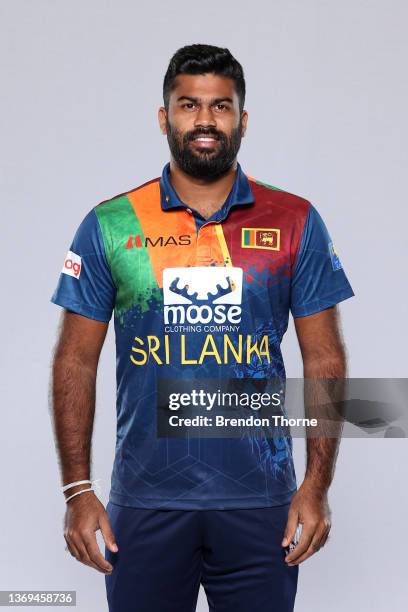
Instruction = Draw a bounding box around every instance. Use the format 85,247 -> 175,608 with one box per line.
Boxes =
159,162 -> 254,215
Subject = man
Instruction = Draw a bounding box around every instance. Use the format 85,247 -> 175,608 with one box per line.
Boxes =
50,44 -> 354,612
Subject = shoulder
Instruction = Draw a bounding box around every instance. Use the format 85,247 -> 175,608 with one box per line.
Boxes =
247,174 -> 312,220
93,175 -> 161,219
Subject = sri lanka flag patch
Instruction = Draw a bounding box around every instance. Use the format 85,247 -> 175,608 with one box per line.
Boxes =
241,227 -> 280,251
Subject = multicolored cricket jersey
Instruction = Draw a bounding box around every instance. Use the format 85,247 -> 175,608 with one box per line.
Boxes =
50,162 -> 354,510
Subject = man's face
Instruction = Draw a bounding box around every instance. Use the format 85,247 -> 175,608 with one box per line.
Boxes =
158,73 -> 248,179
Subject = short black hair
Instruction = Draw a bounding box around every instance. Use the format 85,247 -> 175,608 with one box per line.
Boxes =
163,44 -> 246,112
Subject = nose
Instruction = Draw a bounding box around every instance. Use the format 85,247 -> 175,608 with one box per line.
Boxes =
194,105 -> 216,128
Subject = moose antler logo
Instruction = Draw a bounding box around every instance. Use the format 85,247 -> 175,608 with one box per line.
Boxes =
169,276 -> 236,305
163,266 -> 243,326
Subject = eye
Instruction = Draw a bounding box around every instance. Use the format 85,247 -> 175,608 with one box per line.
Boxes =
182,102 -> 197,110
215,103 -> 228,111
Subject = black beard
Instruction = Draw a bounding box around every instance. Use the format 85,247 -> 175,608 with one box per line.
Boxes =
165,119 -> 243,180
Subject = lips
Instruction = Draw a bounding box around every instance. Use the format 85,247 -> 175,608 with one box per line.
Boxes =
190,134 -> 219,148
193,136 -> 218,142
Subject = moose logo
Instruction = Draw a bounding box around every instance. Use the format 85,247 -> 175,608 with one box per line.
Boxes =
163,266 -> 243,325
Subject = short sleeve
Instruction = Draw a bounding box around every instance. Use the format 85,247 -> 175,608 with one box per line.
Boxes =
290,204 -> 355,317
50,208 -> 116,322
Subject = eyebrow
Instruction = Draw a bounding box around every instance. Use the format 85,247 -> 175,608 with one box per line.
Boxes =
176,96 -> 234,105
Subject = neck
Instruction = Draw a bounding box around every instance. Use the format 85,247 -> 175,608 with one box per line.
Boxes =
168,159 -> 238,209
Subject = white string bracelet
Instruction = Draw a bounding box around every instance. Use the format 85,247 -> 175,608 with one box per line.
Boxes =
61,479 -> 92,493
65,487 -> 94,503
62,479 -> 102,503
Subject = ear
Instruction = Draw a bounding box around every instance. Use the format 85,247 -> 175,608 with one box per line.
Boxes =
241,110 -> 248,137
158,106 -> 168,135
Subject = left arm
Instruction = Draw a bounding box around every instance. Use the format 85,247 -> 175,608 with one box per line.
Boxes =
282,305 -> 347,565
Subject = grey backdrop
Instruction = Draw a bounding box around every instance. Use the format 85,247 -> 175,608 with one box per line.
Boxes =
1,1 -> 407,610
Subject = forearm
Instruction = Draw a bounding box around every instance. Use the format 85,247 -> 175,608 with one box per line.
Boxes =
51,350 -> 97,497
302,354 -> 347,494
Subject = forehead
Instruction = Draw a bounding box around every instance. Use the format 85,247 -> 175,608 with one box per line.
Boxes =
169,73 -> 239,104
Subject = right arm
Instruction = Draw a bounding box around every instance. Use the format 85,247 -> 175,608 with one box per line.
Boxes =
50,309 -> 118,574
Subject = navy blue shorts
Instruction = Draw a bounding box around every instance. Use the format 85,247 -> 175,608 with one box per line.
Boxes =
105,501 -> 298,612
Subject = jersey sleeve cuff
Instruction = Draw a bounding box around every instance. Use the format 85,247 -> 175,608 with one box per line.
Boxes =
50,293 -> 113,323
291,286 -> 355,318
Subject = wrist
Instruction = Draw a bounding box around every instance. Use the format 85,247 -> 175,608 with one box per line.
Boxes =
300,477 -> 330,498
65,488 -> 96,504
62,478 -> 101,503
63,483 -> 93,500
65,488 -> 96,503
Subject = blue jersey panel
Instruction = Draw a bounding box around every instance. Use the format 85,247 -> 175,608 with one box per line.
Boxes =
50,208 -> 116,322
290,204 -> 354,317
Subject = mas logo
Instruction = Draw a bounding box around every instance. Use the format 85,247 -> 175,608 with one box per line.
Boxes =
126,234 -> 192,249
163,266 -> 243,326
62,250 -> 82,279
241,227 -> 280,250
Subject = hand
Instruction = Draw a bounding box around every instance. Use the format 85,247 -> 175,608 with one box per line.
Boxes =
63,493 -> 118,574
282,481 -> 331,566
